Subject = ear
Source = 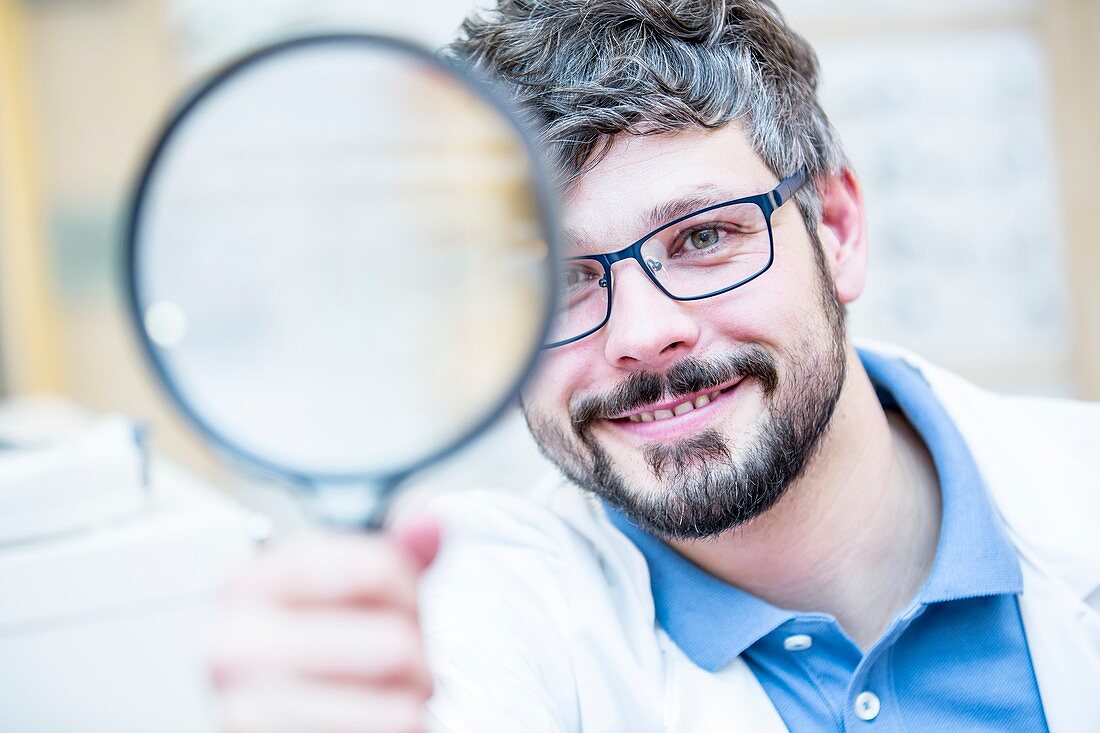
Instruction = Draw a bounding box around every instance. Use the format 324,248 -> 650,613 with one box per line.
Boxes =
815,168 -> 868,305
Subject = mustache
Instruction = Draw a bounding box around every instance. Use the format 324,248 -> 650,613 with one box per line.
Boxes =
569,345 -> 779,429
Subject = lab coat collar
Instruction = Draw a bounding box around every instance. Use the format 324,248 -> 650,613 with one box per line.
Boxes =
856,338 -> 1100,603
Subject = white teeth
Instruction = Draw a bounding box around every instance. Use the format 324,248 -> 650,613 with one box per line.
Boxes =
624,387 -> 729,424
673,401 -> 693,416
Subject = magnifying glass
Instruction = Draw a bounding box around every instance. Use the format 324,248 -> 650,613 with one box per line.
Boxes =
124,34 -> 559,529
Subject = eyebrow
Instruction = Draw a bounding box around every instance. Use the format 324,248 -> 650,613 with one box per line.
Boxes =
564,184 -> 755,255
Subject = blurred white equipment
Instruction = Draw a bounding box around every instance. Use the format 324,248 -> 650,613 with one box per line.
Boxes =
0,399 -> 148,544
0,398 -> 261,733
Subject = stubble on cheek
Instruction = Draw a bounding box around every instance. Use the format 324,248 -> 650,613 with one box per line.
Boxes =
521,397 -> 633,506
522,407 -> 594,476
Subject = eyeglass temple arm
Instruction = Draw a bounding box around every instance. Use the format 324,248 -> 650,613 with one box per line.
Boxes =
773,169 -> 809,207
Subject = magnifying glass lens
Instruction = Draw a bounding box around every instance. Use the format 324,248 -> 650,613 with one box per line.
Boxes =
131,39 -> 554,481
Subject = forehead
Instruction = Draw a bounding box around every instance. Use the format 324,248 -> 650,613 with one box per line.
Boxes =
562,123 -> 777,246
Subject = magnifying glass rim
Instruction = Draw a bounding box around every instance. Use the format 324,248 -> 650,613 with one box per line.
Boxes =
124,31 -> 561,488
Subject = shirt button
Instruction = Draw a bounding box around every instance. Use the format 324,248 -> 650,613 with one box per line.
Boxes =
854,691 -> 881,721
782,634 -> 813,651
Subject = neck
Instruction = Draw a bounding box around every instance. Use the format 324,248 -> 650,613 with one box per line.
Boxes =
668,346 -> 942,650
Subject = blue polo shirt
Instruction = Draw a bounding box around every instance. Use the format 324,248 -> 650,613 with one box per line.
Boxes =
607,350 -> 1049,731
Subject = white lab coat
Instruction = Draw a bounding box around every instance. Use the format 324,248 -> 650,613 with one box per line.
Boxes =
420,342 -> 1100,732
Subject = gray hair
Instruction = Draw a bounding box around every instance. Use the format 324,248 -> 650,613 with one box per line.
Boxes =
445,0 -> 848,231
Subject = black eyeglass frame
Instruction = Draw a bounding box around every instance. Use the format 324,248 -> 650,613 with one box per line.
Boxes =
544,169 -> 809,349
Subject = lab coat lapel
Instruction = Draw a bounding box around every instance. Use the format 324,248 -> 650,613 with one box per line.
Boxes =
1017,553 -> 1100,733
905,346 -> 1100,731
660,633 -> 788,733
557,489 -> 790,733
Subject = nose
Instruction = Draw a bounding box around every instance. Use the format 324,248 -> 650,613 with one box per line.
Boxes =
602,259 -> 699,370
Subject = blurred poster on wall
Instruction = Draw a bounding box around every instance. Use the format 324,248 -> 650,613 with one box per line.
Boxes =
816,28 -> 1073,396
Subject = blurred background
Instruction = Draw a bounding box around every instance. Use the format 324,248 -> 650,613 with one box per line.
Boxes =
1,0 -> 1098,480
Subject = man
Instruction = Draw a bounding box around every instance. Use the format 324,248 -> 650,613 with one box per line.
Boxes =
210,1 -> 1100,731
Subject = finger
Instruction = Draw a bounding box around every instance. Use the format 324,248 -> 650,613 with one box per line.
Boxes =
218,680 -> 426,733
209,607 -> 433,697
390,514 -> 441,572
224,532 -> 421,609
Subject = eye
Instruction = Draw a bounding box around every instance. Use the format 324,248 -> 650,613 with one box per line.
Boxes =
561,264 -> 604,289
687,226 -> 722,250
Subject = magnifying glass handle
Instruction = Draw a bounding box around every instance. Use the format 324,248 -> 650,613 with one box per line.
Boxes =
307,480 -> 396,532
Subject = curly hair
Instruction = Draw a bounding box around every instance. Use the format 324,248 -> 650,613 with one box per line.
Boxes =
445,0 -> 847,230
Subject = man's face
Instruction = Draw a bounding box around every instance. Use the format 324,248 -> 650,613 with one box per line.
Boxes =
521,123 -> 851,539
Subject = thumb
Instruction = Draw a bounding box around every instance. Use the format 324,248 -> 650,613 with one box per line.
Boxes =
391,513 -> 442,572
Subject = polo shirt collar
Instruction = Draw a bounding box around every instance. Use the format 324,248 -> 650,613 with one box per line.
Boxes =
860,349 -> 1021,604
607,505 -> 801,669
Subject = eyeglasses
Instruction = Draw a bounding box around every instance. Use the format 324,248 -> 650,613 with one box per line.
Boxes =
544,169 -> 809,348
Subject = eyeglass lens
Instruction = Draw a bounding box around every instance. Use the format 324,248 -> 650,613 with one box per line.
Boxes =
546,201 -> 771,346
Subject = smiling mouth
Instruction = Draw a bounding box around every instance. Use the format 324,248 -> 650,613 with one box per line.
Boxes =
610,380 -> 742,423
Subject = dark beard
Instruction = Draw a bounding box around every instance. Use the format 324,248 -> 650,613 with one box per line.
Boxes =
523,248 -> 848,540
